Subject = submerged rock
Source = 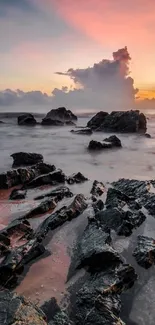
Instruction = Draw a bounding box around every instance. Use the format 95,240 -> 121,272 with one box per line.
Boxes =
104,135 -> 122,147
88,136 -> 122,150
90,180 -> 105,196
11,152 -> 43,167
73,263 -> 137,325
97,110 -> 147,133
66,172 -> 88,184
0,291 -> 47,325
87,111 -> 109,130
9,188 -> 27,200
71,128 -> 92,135
18,113 -> 37,126
45,107 -> 77,122
133,235 -> 155,268
41,118 -> 64,126
0,162 -> 56,189
145,133 -> 151,138
24,169 -> 65,189
34,186 -> 73,201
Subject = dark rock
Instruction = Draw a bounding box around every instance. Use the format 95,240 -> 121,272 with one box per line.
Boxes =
0,120 -> 4,123
133,235 -> 155,268
0,163 -> 56,189
41,297 -> 60,322
105,187 -> 141,210
41,118 -> 64,126
0,291 -> 47,325
24,169 -> 65,189
75,222 -> 122,272
34,186 -> 73,201
71,128 -> 92,135
97,110 -> 147,133
145,133 -> 151,138
92,199 -> 104,214
87,111 -> 109,130
96,208 -> 146,236
18,113 -> 37,126
11,152 -> 43,167
9,189 -> 27,200
66,172 -> 88,185
104,135 -> 122,147
73,263 -> 137,325
88,139 -> 112,150
90,180 -> 105,196
112,178 -> 148,197
20,198 -> 57,220
49,311 -> 73,325
65,120 -> 76,126
45,107 -> 77,122
37,194 -> 87,239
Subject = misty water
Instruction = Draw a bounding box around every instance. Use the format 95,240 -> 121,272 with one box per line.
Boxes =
1,112 -> 155,324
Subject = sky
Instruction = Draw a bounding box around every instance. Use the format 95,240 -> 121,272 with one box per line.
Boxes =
0,0 -> 155,112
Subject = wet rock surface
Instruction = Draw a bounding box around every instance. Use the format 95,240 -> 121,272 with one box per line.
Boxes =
0,290 -> 47,325
87,111 -> 109,130
45,107 -> 77,122
104,135 -> 122,147
11,152 -> 43,167
133,235 -> 155,268
88,135 -> 122,150
90,180 -> 105,196
24,169 -> 65,189
9,188 -> 27,200
66,172 -> 88,185
18,113 -> 37,126
41,118 -> 64,126
34,186 -> 73,201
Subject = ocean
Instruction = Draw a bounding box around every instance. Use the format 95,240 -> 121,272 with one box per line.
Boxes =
0,111 -> 155,325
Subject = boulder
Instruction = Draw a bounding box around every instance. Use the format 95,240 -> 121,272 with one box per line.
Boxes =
24,169 -> 65,189
92,199 -> 104,214
65,120 -> 76,126
105,187 -> 141,210
41,118 -> 64,126
34,186 -> 73,201
145,133 -> 151,138
87,111 -> 109,129
0,291 -> 47,325
90,180 -> 105,196
73,263 -> 137,325
71,128 -> 92,135
97,110 -> 147,133
45,107 -> 77,122
133,235 -> 155,268
104,135 -> 122,147
20,198 -> 57,220
9,188 -> 27,200
18,113 -> 37,126
66,172 -> 88,184
11,152 -> 43,167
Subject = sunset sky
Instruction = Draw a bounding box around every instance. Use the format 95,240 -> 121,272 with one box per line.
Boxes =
0,0 -> 155,110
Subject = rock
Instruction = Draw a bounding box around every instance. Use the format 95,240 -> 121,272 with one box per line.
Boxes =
0,120 -> 4,123
75,222 -> 122,272
66,172 -> 88,185
0,291 -> 47,325
41,118 -> 64,126
45,107 -> 77,122
34,186 -> 73,201
20,198 -> 57,220
90,180 -> 105,196
92,199 -> 104,214
65,120 -> 76,126
18,113 -> 37,126
71,128 -> 92,135
88,139 -> 112,150
98,110 -> 147,133
11,152 -> 43,167
87,111 -> 109,130
24,169 -> 65,189
112,178 -> 148,197
41,297 -> 60,323
37,194 -> 87,238
9,188 -> 27,200
96,208 -> 146,236
0,163 -> 56,189
105,187 -> 141,210
145,133 -> 151,138
73,263 -> 137,325
49,311 -> 73,325
133,235 -> 155,268
104,135 -> 122,147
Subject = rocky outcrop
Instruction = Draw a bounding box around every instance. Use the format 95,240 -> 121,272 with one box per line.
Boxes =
90,180 -> 105,196
20,198 -> 57,220
87,110 -> 147,133
87,111 -> 109,129
105,187 -> 141,210
24,169 -> 65,189
66,172 -> 88,185
9,188 -> 27,200
133,235 -> 155,268
41,118 -> 64,126
0,162 -> 56,189
18,113 -> 37,126
44,107 -> 77,122
11,152 -> 43,167
88,135 -> 122,150
71,128 -> 92,135
34,186 -> 73,201
0,291 -> 47,325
